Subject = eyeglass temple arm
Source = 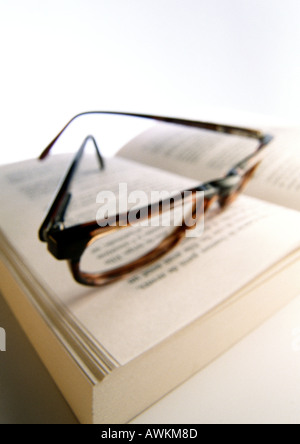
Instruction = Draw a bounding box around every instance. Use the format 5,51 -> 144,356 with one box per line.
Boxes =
39,135 -> 104,242
39,111 -> 266,160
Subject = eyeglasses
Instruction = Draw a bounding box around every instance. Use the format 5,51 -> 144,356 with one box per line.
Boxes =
38,111 -> 273,287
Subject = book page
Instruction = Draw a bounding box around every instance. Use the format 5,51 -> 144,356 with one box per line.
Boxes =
118,124 -> 300,211
1,155 -> 300,366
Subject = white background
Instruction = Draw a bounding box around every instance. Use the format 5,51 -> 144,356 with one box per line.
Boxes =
0,0 -> 300,164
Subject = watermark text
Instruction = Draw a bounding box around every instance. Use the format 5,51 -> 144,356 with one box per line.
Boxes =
96,184 -> 205,238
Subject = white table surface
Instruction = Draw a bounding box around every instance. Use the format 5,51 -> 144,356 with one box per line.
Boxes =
1,290 -> 300,424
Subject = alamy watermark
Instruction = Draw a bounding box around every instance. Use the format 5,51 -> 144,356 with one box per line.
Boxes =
0,327 -> 6,352
96,184 -> 205,238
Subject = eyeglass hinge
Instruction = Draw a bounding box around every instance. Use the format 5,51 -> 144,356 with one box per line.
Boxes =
196,183 -> 219,199
51,221 -> 66,232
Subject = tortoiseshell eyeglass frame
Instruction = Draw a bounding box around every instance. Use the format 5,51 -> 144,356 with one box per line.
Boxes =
38,111 -> 273,287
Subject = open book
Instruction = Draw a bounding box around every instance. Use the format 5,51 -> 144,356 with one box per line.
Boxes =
1,119 -> 300,424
